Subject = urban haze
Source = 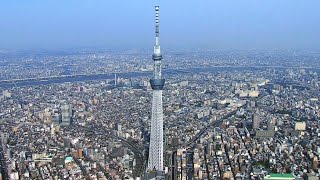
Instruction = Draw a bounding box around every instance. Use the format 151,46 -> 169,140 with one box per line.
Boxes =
0,1 -> 320,180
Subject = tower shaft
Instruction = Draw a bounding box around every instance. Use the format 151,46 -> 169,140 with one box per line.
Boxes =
148,90 -> 164,170
147,5 -> 165,176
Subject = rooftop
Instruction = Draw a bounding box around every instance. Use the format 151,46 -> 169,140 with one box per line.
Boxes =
264,173 -> 295,180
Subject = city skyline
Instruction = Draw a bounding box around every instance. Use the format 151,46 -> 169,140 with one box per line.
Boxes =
1,0 -> 320,50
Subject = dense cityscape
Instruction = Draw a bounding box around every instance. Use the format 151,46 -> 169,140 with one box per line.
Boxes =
1,0 -> 320,179
0,48 -> 319,179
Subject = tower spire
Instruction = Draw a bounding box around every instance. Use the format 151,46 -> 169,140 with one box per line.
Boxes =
153,6 -> 162,63
155,6 -> 160,47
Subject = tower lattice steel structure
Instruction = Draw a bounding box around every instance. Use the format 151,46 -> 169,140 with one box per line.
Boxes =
147,5 -> 165,176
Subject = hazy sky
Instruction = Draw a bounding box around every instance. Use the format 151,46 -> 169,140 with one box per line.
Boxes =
0,0 -> 319,50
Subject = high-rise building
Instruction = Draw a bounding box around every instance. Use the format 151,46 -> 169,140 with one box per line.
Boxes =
61,104 -> 72,126
147,5 -> 165,178
252,113 -> 260,129
53,113 -> 61,125
312,156 -> 318,171
267,118 -> 276,131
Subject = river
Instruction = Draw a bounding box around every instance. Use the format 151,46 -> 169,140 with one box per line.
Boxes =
0,66 -> 319,88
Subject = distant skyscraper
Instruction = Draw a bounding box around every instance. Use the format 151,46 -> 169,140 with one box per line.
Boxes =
61,104 -> 72,126
147,5 -> 165,178
253,112 -> 260,129
53,113 -> 61,125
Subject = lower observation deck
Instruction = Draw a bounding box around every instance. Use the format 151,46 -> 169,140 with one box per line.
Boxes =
152,54 -> 163,61
150,79 -> 165,90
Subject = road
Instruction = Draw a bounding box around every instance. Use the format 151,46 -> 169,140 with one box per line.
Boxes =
170,104 -> 245,179
182,105 -> 245,148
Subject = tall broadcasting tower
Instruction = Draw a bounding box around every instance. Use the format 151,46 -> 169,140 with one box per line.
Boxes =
147,5 -> 165,175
